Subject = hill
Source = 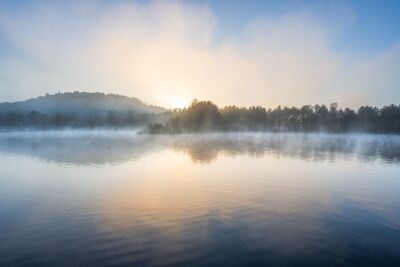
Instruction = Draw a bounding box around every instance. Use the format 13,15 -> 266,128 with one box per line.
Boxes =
0,92 -> 165,128
0,91 -> 164,114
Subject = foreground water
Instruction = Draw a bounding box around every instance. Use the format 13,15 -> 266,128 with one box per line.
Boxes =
0,132 -> 399,267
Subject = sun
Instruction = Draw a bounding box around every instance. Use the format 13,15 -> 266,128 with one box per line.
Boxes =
156,89 -> 192,109
167,97 -> 191,109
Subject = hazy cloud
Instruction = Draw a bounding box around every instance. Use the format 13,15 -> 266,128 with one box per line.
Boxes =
0,1 -> 399,107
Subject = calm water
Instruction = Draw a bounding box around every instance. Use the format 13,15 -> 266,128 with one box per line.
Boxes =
0,132 -> 400,267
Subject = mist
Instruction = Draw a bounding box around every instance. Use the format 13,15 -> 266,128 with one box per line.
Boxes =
1,2 -> 400,266
1,1 -> 399,107
1,131 -> 399,165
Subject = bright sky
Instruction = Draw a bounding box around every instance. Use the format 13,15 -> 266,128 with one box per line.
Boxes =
0,0 -> 399,108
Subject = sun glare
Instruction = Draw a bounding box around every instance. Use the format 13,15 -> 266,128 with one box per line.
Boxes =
163,97 -> 191,109
156,89 -> 192,109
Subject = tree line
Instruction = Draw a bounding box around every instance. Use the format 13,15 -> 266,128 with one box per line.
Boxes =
0,110 -> 155,129
146,100 -> 400,134
1,98 -> 400,133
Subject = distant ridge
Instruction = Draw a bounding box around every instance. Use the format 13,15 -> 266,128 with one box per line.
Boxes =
0,91 -> 165,114
0,92 -> 166,128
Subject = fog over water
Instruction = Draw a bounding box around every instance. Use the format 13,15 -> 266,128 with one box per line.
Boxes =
0,131 -> 399,165
0,131 -> 400,266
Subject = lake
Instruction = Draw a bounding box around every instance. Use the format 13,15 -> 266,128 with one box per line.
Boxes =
0,132 -> 400,267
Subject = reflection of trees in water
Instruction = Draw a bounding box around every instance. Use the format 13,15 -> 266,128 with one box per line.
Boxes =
0,132 -> 158,165
169,134 -> 400,164
359,139 -> 400,163
169,138 -> 266,164
0,132 -> 399,165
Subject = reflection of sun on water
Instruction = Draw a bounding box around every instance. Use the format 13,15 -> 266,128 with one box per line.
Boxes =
98,150 -> 336,235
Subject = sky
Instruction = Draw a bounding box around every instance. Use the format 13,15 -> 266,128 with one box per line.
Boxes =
0,0 -> 399,108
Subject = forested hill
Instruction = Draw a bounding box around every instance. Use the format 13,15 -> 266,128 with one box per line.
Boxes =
0,92 -> 165,128
0,92 -> 164,114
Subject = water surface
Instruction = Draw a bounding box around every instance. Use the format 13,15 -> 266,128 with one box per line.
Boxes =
0,132 -> 400,266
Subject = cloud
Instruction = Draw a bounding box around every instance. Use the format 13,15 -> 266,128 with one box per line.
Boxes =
0,1 -> 399,108
337,43 -> 400,106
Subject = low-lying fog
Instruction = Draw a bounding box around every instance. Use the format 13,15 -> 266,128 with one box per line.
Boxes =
0,131 -> 399,165
1,130 -> 400,267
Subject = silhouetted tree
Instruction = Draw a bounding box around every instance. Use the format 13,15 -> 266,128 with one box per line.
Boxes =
145,100 -> 400,134
1,93 -> 400,133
